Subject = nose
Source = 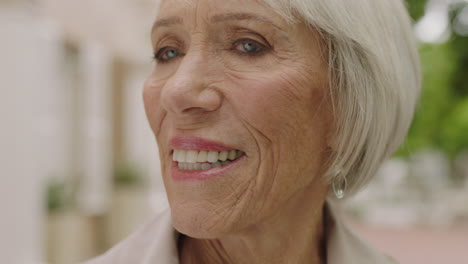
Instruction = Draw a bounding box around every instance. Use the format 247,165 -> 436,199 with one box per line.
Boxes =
161,53 -> 222,116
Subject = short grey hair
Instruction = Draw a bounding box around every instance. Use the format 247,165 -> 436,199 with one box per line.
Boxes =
263,0 -> 422,196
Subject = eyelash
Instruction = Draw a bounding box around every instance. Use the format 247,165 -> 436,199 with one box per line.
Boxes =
153,38 -> 269,63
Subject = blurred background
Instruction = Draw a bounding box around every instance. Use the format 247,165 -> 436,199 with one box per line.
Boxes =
0,0 -> 467,263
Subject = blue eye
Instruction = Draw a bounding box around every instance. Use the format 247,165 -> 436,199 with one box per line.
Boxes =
234,39 -> 266,54
155,47 -> 180,63
242,42 -> 260,52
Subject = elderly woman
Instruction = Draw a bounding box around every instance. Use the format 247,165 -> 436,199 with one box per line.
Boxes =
87,0 -> 420,263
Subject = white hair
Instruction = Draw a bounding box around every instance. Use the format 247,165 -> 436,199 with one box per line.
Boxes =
154,0 -> 422,196
263,0 -> 422,196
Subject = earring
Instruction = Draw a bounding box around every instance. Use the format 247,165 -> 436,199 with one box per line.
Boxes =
332,176 -> 347,199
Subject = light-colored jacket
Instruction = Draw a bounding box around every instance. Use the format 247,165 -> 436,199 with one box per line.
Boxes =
84,201 -> 397,264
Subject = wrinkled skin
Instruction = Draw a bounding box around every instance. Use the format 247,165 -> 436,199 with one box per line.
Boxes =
143,0 -> 333,263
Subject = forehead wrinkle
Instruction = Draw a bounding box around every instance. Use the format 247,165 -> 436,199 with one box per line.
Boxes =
152,1 -> 206,35
152,16 -> 183,34
154,0 -> 286,27
210,12 -> 284,31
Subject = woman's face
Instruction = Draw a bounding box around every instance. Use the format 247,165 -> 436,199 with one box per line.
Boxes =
144,0 -> 332,238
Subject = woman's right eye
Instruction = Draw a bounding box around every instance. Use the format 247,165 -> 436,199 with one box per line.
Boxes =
154,47 -> 181,63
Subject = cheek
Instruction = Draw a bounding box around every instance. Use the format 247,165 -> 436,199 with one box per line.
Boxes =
228,71 -> 327,143
143,77 -> 173,174
143,76 -> 166,135
226,71 -> 330,183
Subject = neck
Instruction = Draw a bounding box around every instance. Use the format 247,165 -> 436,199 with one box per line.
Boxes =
179,182 -> 328,264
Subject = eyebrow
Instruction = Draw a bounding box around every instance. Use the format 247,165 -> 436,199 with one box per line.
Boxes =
151,12 -> 282,34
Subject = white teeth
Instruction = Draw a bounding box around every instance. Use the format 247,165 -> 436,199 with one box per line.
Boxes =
193,163 -> 202,170
207,151 -> 219,163
186,150 -> 198,163
219,151 -> 228,161
179,162 -> 199,171
172,150 -> 179,162
176,150 -> 187,162
201,163 -> 211,170
197,151 -> 208,162
228,150 -> 237,160
178,160 -> 232,171
177,162 -> 184,170
172,149 -> 244,171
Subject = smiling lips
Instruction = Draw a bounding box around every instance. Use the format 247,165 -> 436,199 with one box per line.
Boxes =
173,149 -> 244,171
169,136 -> 245,180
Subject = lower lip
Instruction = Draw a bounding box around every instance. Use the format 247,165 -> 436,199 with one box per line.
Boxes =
171,156 -> 245,181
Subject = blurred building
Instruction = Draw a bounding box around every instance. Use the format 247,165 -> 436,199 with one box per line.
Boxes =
1,1 -> 164,263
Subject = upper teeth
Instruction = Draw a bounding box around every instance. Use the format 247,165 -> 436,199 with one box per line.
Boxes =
173,149 -> 241,163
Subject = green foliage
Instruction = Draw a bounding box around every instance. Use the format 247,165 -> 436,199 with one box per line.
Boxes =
46,180 -> 73,212
451,25 -> 468,98
397,2 -> 468,159
440,99 -> 468,157
114,163 -> 144,186
406,0 -> 428,21
397,43 -> 456,156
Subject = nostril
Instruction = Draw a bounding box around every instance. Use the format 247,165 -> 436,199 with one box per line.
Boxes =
181,107 -> 213,116
182,107 -> 200,113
